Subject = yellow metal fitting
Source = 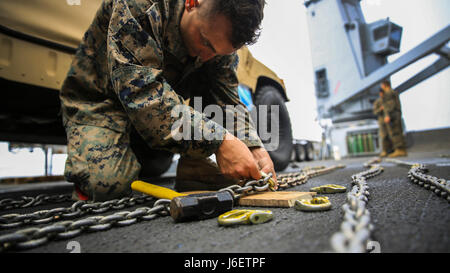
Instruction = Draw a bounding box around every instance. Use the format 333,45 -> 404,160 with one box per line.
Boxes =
310,184 -> 347,194
218,209 -> 273,226
260,171 -> 276,191
294,196 -> 332,212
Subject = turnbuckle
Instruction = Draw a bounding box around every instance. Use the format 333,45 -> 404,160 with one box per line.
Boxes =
294,196 -> 332,212
217,209 -> 273,226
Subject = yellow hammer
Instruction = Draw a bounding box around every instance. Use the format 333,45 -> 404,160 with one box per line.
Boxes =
131,180 -> 187,200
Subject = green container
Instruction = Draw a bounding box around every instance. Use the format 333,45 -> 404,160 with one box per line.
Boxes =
357,134 -> 363,153
368,133 -> 374,152
352,134 -> 357,153
347,135 -> 353,155
362,134 -> 368,153
349,135 -> 355,154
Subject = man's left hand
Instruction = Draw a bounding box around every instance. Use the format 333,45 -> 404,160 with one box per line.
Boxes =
250,147 -> 278,190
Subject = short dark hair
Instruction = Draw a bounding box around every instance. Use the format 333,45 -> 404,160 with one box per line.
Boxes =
381,80 -> 391,87
203,0 -> 266,48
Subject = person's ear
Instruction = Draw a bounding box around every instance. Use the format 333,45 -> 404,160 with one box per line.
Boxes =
185,0 -> 199,11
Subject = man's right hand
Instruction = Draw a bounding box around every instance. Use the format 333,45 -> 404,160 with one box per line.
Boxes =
215,133 -> 262,181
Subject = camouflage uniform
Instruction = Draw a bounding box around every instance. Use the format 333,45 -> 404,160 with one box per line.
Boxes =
374,88 -> 406,154
60,0 -> 263,201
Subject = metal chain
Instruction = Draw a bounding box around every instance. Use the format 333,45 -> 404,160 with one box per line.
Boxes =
219,165 -> 346,199
0,194 -> 72,211
218,177 -> 271,201
386,158 -> 450,202
0,199 -> 171,252
278,164 -> 345,189
0,164 -> 346,252
0,174 -> 276,251
0,195 -> 155,229
0,173 -> 276,251
330,160 -> 384,253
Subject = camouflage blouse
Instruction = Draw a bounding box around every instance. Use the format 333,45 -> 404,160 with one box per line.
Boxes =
60,0 -> 263,158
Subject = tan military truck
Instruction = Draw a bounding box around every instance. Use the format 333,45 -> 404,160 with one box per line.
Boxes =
0,0 -> 293,173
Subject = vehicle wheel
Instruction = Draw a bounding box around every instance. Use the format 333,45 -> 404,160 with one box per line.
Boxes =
130,128 -> 174,178
254,85 -> 293,171
303,142 -> 314,161
290,147 -> 298,162
295,143 -> 306,162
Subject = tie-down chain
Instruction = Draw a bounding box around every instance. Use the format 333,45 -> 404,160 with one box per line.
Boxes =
0,165 -> 345,252
386,158 -> 450,202
330,160 -> 384,253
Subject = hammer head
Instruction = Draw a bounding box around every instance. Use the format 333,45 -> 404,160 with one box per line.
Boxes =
170,191 -> 234,222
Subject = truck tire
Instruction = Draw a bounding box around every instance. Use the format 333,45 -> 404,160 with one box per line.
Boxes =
290,147 -> 297,162
294,143 -> 306,162
303,142 -> 314,161
254,85 -> 293,171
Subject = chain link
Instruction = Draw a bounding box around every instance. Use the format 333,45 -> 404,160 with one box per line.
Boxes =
0,199 -> 171,252
386,158 -> 450,202
220,165 -> 346,199
330,160 -> 383,253
0,194 -> 72,211
0,195 -> 155,229
0,164 -> 346,252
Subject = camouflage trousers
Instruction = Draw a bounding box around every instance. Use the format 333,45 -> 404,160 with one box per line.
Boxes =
64,121 -> 237,202
64,121 -> 141,201
378,113 -> 406,152
378,117 -> 392,153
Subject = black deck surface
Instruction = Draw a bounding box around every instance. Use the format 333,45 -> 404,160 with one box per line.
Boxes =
1,130 -> 449,253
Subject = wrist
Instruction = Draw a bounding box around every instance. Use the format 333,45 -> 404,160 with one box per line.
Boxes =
250,146 -> 268,159
216,132 -> 235,155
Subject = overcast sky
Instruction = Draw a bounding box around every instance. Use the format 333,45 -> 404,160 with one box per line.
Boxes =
248,0 -> 450,141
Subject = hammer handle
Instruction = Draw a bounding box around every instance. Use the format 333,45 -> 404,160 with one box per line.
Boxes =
131,181 -> 187,200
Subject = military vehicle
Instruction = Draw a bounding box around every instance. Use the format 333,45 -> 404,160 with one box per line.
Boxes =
0,0 -> 448,255
0,0 -> 295,175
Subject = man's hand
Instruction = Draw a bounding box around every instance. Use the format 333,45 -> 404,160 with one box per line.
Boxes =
250,147 -> 278,190
215,133 -> 261,181
384,115 -> 390,124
